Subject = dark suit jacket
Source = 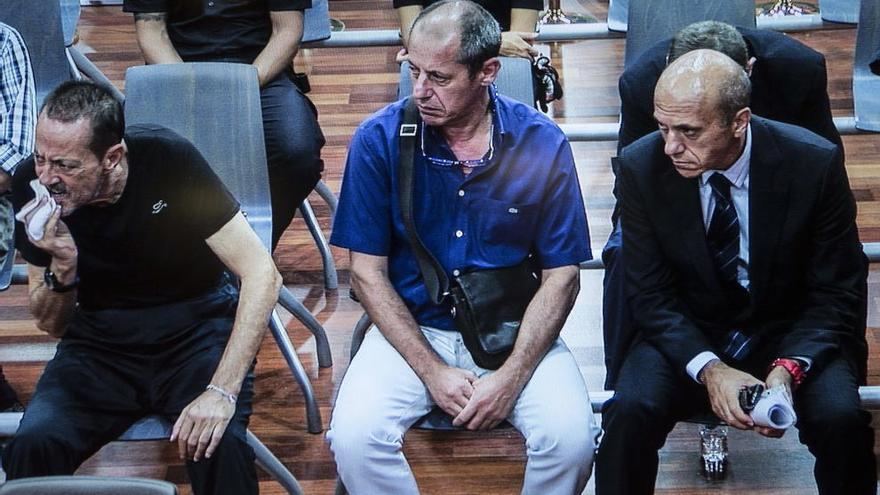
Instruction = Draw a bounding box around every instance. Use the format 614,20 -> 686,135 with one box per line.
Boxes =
617,117 -> 867,382
617,27 -> 842,154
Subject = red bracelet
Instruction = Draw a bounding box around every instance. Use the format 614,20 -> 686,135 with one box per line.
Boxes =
770,358 -> 806,389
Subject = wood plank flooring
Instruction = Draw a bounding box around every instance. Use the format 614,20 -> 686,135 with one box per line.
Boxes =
2,1 -> 880,493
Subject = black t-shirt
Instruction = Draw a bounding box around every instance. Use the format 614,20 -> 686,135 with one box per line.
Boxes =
123,0 -> 310,63
12,124 -> 240,311
392,0 -> 542,31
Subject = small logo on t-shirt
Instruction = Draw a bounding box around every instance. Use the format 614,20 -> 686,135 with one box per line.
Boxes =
152,200 -> 168,215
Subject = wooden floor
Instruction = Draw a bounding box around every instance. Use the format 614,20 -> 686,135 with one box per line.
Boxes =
2,0 -> 880,493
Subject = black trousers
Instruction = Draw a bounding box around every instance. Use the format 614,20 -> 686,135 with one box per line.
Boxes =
261,71 -> 325,250
1,285 -> 258,495
595,341 -> 876,495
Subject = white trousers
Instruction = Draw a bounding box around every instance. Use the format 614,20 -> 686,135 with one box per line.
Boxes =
327,326 -> 599,495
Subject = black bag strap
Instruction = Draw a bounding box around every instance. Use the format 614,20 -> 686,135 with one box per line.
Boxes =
398,98 -> 450,304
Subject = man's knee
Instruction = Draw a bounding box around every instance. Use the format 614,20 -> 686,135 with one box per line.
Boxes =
3,426 -> 79,477
526,416 -> 597,468
327,404 -> 405,464
801,403 -> 871,442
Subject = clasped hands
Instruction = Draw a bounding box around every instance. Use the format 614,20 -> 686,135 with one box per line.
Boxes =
424,364 -> 522,431
701,361 -> 794,438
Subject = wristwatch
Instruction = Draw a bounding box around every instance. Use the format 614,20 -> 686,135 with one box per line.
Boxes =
43,266 -> 78,293
770,358 -> 806,389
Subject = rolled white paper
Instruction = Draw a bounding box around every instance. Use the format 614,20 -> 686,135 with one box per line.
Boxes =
750,385 -> 797,430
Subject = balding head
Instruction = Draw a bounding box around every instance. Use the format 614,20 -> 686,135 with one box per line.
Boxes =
656,49 -> 750,125
409,0 -> 500,78
652,50 -> 752,178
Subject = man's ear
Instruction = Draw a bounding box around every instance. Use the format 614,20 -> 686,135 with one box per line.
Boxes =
102,142 -> 125,172
732,107 -> 751,137
479,57 -> 501,87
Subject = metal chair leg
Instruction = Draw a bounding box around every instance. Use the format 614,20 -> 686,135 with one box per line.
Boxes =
350,312 -> 372,362
247,429 -> 305,495
278,286 -> 332,368
299,199 -> 338,290
314,180 -> 338,220
269,310 -> 323,434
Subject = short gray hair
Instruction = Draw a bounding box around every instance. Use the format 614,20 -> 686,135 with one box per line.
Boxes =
668,21 -> 749,68
716,66 -> 751,124
411,0 -> 501,78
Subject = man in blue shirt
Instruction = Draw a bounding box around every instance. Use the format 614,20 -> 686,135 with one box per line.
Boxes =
327,1 -> 597,493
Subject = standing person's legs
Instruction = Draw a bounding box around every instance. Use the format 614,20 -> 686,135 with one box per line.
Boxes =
327,326 -> 460,495
595,341 -> 704,495
502,339 -> 599,495
2,339 -> 145,478
260,72 -> 325,250
793,356 -> 876,495
153,299 -> 257,495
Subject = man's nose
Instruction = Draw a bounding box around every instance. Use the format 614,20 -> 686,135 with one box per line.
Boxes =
412,72 -> 431,99
664,132 -> 684,157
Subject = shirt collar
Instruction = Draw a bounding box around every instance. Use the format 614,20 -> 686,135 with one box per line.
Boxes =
700,123 -> 752,189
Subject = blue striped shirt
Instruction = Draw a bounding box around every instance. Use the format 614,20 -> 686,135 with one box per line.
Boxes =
0,22 -> 35,176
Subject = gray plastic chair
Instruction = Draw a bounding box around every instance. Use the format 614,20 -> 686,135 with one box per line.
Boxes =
624,0 -> 755,69
0,0 -> 72,108
607,0 -> 628,32
820,0 -> 861,24
0,476 -> 178,495
124,63 -> 326,433
303,0 -> 332,44
853,0 -> 880,131
398,56 -> 535,107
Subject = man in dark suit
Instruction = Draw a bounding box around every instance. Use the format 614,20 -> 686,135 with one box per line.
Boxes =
617,20 -> 841,152
595,49 -> 875,495
602,21 -> 842,389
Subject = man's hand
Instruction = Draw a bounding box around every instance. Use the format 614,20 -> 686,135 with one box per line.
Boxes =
423,365 -> 476,417
0,170 -> 11,195
170,391 -> 236,462
452,369 -> 523,430
753,366 -> 795,438
28,209 -> 77,269
395,47 -> 409,64
701,361 -> 762,430
500,32 -> 539,59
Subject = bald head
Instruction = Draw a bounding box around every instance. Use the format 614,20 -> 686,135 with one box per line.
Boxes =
655,49 -> 750,125
409,0 -> 500,78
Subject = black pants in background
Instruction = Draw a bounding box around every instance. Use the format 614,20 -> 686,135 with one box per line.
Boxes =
595,341 -> 876,495
1,284 -> 258,495
261,70 -> 325,250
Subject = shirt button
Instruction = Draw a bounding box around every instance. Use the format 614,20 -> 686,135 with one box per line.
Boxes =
453,269 -> 460,276
458,190 -> 465,197
455,230 -> 463,238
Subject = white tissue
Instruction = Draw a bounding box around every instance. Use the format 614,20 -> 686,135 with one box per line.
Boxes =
750,385 -> 797,430
14,179 -> 58,241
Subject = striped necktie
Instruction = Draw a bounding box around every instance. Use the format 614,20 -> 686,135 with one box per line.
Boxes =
706,173 -> 740,286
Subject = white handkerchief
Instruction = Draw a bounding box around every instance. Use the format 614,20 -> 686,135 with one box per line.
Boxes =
750,385 -> 797,430
14,179 -> 58,241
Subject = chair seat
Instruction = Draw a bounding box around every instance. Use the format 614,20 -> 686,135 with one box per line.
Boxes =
0,476 -> 177,495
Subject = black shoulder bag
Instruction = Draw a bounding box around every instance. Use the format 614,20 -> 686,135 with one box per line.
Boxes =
398,99 -> 541,370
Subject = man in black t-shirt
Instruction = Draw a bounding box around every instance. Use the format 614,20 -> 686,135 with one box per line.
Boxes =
2,81 -> 281,495
123,0 -> 325,250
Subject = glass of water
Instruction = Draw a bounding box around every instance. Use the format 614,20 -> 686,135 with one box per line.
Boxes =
699,424 -> 728,480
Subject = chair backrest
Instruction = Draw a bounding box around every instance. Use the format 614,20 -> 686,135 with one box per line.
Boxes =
607,0 -> 629,32
820,0 -> 860,24
624,0 -> 755,69
0,476 -> 177,495
0,0 -> 71,107
60,0 -> 82,46
853,0 -> 880,131
124,63 -> 273,249
397,57 -> 535,107
302,0 -> 331,43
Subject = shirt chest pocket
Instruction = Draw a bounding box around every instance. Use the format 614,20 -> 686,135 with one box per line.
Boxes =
473,198 -> 540,258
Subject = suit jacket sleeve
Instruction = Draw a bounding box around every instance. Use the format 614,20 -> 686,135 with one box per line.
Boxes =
618,151 -> 715,371
777,146 -> 866,365
617,72 -> 658,155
